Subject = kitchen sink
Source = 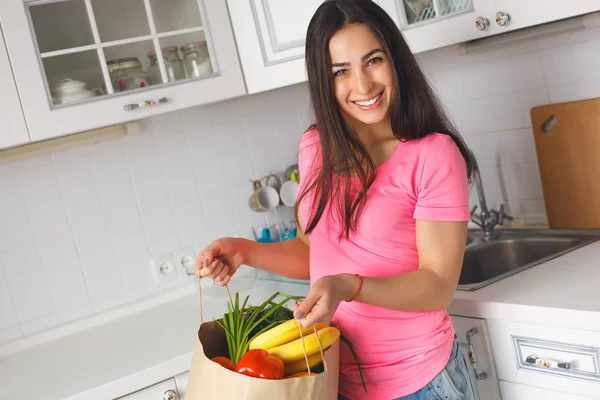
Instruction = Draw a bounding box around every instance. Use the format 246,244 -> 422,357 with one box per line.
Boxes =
457,228 -> 600,291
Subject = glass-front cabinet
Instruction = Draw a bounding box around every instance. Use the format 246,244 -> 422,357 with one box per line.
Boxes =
0,0 -> 246,142
378,0 -> 500,53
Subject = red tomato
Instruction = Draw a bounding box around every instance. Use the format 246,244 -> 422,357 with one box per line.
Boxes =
235,349 -> 285,380
211,356 -> 235,371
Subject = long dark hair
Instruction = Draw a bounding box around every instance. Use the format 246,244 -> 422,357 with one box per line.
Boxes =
298,0 -> 474,240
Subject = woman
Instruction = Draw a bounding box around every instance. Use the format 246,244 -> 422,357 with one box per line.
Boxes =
196,1 -> 476,399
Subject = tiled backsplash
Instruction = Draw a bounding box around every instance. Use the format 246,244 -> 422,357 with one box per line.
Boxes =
1,26 -> 600,345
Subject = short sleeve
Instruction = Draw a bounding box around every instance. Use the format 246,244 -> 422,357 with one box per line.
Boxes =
412,133 -> 470,221
296,128 -> 322,228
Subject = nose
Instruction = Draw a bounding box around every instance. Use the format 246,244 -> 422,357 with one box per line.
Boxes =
352,69 -> 373,95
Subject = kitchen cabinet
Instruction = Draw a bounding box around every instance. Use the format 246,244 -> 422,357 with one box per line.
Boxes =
0,24 -> 30,150
491,0 -> 600,33
0,0 -> 246,143
225,0 -> 323,94
174,371 -> 189,399
450,315 -> 502,400
499,380 -> 595,400
487,319 -> 600,399
385,0 -> 501,54
116,377 -> 180,399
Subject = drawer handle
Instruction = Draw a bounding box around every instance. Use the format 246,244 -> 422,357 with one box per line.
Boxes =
526,353 -> 580,370
466,327 -> 488,380
123,97 -> 168,111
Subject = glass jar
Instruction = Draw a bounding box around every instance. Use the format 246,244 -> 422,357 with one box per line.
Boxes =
148,46 -> 185,84
181,41 -> 213,79
107,57 -> 152,92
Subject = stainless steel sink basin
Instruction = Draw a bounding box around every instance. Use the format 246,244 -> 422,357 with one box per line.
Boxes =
457,228 -> 600,291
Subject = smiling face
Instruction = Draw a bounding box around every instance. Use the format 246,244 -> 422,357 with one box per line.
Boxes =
329,23 -> 394,130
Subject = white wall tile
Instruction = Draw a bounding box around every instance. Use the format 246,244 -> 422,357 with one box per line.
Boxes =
156,135 -> 199,205
19,165 -> 71,241
0,262 -> 19,330
172,197 -> 211,248
464,129 -> 538,168
55,157 -> 105,234
91,149 -> 139,223
548,78 -> 600,104
0,326 -> 22,344
75,228 -> 127,312
485,53 -> 546,96
37,236 -> 92,322
141,206 -> 180,257
21,315 -> 59,335
1,245 -> 55,323
126,141 -> 170,215
201,190 -> 239,238
445,97 -> 495,134
186,128 -> 228,194
490,88 -> 549,131
108,217 -> 157,301
0,175 -> 34,252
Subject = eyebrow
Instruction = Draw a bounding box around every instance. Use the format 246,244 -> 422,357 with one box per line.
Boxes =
331,48 -> 384,68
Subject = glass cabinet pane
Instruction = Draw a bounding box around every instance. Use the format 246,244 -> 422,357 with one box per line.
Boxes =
438,0 -> 474,16
92,0 -> 151,42
104,41 -> 157,91
43,51 -> 106,105
29,0 -> 95,53
158,32 -> 213,83
150,0 -> 204,33
403,0 -> 435,24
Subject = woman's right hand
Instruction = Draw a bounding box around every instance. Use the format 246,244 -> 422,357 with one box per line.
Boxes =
195,237 -> 250,286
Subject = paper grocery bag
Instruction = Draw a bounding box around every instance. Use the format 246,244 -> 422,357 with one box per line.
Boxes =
185,281 -> 339,400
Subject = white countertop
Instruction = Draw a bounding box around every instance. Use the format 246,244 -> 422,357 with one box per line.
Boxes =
2,239 -> 600,400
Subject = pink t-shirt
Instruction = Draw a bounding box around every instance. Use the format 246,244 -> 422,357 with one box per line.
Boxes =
296,129 -> 470,400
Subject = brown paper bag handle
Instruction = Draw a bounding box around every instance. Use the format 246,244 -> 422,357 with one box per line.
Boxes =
297,318 -> 326,374
196,274 -> 234,324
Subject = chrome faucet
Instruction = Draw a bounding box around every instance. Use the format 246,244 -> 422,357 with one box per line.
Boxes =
468,150 -> 513,239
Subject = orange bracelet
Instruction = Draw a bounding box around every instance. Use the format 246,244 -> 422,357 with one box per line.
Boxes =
345,274 -> 363,302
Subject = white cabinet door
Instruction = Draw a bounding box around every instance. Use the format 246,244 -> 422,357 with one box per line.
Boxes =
499,380 -> 595,400
226,0 -> 324,94
117,377 -> 179,400
384,0 -> 500,54
492,0 -> 600,33
451,315 -> 502,400
174,371 -> 189,400
0,0 -> 246,143
0,24 -> 29,150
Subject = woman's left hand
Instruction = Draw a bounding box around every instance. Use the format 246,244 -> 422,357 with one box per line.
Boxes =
293,274 -> 359,328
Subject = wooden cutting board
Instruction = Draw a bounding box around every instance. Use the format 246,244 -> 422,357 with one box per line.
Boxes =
531,97 -> 600,229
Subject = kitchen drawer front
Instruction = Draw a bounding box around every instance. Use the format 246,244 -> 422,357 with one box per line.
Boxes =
487,319 -> 600,399
499,380 -> 595,400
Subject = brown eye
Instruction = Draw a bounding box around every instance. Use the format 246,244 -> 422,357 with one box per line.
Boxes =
333,69 -> 348,77
367,57 -> 383,66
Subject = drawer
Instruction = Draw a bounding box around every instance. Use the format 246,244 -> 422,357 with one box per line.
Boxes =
487,319 -> 600,399
499,380 -> 595,400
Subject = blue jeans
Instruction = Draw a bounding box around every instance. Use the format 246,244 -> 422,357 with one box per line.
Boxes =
338,337 -> 476,400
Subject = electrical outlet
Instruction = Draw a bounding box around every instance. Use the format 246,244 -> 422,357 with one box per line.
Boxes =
151,253 -> 178,284
173,247 -> 197,279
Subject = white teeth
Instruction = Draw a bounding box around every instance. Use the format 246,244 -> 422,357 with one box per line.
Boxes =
354,94 -> 381,106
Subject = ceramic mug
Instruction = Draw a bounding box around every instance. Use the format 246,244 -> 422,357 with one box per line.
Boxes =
248,180 -> 265,212
279,180 -> 299,207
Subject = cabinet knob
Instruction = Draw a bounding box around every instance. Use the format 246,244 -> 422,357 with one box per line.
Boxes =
475,17 -> 490,31
496,11 -> 511,26
162,389 -> 178,400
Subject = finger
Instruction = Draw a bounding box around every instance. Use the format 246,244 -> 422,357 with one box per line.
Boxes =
215,265 -> 229,282
301,306 -> 328,329
195,240 -> 222,277
199,258 -> 220,278
209,260 -> 226,281
218,274 -> 231,287
294,289 -> 321,322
